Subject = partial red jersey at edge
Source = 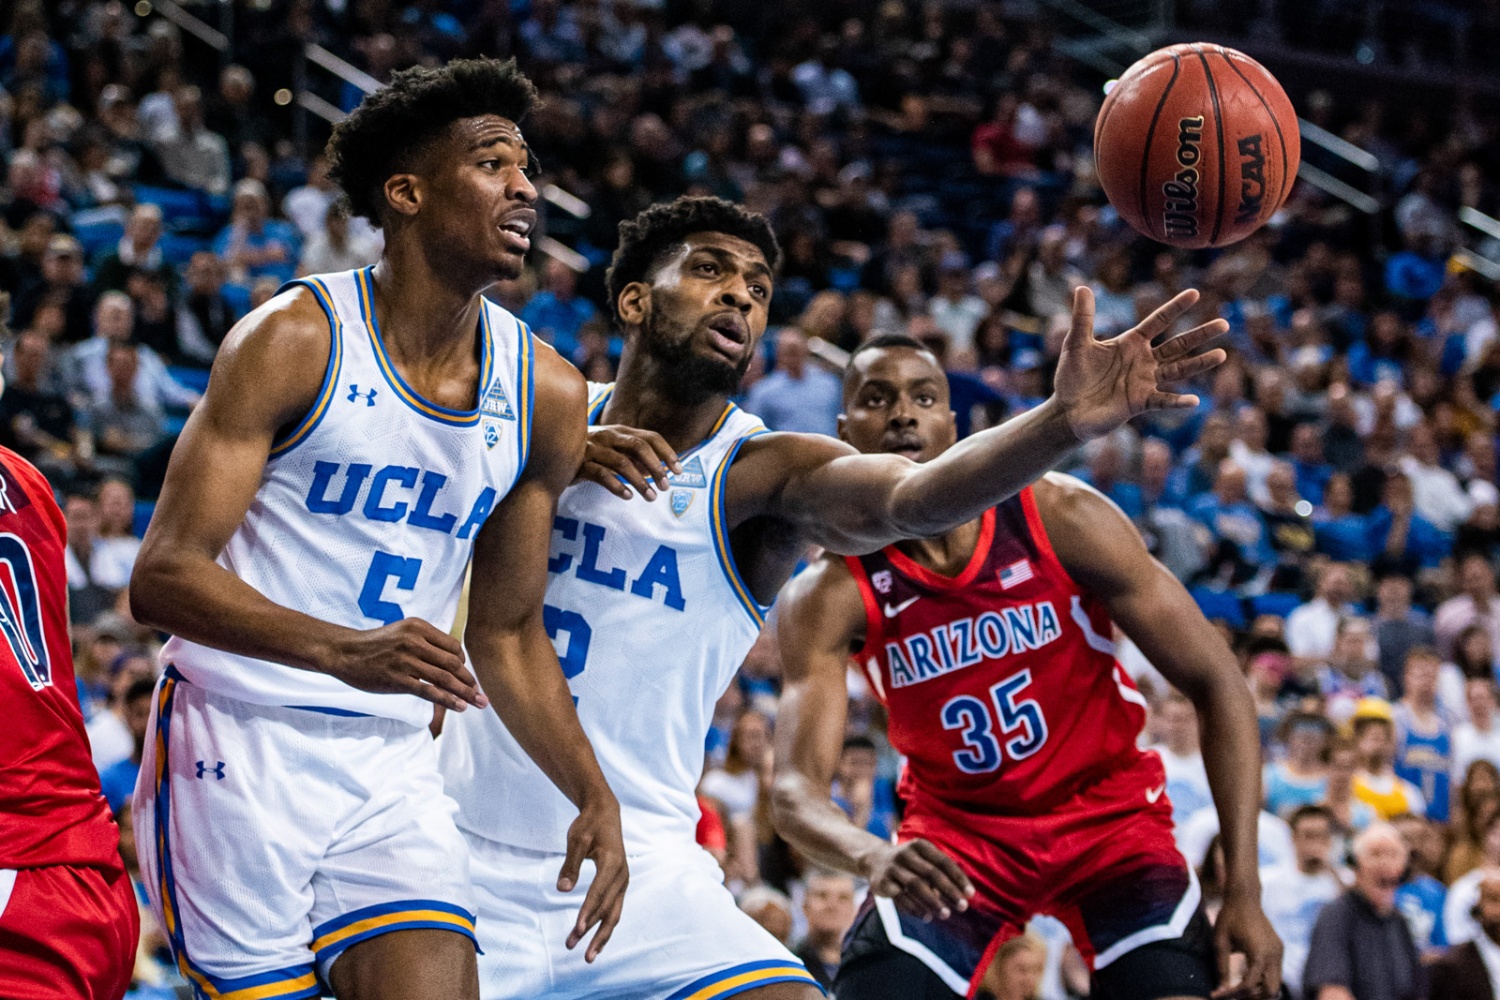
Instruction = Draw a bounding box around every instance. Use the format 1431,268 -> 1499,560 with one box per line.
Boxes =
0,446 -> 122,870
845,486 -> 1151,819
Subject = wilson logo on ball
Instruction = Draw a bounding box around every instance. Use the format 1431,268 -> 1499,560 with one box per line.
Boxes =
1163,115 -> 1204,241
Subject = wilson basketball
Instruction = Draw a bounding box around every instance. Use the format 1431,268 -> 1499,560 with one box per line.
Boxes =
1094,43 -> 1300,249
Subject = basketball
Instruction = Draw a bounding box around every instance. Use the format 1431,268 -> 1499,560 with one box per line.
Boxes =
1094,43 -> 1300,249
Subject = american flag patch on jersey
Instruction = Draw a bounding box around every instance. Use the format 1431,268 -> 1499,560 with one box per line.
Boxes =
998,559 -> 1033,589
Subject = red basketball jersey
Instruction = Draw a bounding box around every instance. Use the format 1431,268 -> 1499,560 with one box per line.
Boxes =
0,447 -> 121,870
846,487 -> 1150,818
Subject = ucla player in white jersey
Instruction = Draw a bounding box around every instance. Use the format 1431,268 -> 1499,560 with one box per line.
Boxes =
439,195 -> 1231,1000
129,59 -> 626,1000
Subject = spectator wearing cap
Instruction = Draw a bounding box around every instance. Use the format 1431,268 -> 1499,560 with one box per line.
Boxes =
1261,804 -> 1345,1000
213,178 -> 300,286
1393,648 -> 1454,822
12,233 -> 92,344
1429,872 -> 1500,1000
65,291 -> 201,417
1453,680 -> 1500,787
154,85 -> 231,195
1374,572 -> 1435,696
1436,553 -> 1500,669
742,327 -> 841,437
92,202 -> 168,297
1303,823 -> 1424,1000
1288,563 -> 1360,662
1352,698 -> 1428,820
927,253 -> 987,354
519,256 -> 599,360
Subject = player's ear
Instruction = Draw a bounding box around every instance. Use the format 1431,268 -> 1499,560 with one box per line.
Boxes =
383,173 -> 422,219
617,282 -> 651,329
836,413 -> 848,443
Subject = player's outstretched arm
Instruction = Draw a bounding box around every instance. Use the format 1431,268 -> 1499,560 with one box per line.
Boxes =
1035,473 -> 1282,1000
130,289 -> 485,711
464,343 -> 627,962
736,288 -> 1227,554
770,558 -> 974,921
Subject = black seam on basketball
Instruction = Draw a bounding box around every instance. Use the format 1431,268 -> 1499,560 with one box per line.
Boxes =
1221,51 -> 1290,214
1138,54 -> 1180,243
1198,48 -> 1226,245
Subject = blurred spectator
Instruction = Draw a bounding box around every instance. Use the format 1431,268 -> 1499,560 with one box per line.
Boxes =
1265,713 -> 1333,818
1445,761 -> 1500,883
1290,423 -> 1333,506
1288,563 -> 1359,661
1190,459 -> 1274,580
928,254 -> 986,353
1153,690 -> 1212,825
64,491 -> 123,625
1400,422 -> 1473,533
1454,680 -> 1500,785
297,201 -> 382,278
1428,873 -> 1500,1000
1230,407 -> 1276,505
282,155 -> 338,239
93,202 -> 167,295
84,639 -> 153,772
205,64 -> 271,155
1320,619 -> 1389,723
12,233 -> 91,344
96,476 -> 141,565
519,256 -> 598,358
1391,813 -> 1448,955
791,870 -> 856,990
67,291 -> 201,415
1393,648 -> 1454,821
1319,740 -> 1377,847
1261,460 -> 1316,584
1076,436 -> 1142,520
1374,572 -> 1436,695
1444,812 -> 1500,947
213,178 -> 299,286
1435,553 -> 1500,668
829,735 -> 895,839
154,85 -> 230,196
742,328 -> 841,436
175,251 -> 235,365
1303,823 -> 1423,1000
1367,471 -> 1451,573
0,327 -> 81,480
737,885 -> 793,946
88,341 -> 167,476
977,933 -> 1047,1000
1261,804 -> 1346,1000
701,708 -> 770,823
97,675 -> 154,813
1352,698 -> 1426,820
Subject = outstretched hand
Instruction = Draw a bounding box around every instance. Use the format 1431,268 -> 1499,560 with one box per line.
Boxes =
1054,286 -> 1228,442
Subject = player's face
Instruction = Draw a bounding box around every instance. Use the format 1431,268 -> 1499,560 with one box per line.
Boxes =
638,233 -> 772,398
839,348 -> 956,463
414,115 -> 537,282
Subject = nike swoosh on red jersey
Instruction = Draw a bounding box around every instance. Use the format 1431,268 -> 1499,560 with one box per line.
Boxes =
1146,783 -> 1167,803
883,596 -> 921,617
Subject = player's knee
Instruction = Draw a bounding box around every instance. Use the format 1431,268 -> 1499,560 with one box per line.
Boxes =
327,929 -> 480,1000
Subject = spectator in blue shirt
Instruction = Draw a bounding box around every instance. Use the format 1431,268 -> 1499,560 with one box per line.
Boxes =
742,327 -> 842,436
830,736 -> 897,839
1190,459 -> 1275,568
212,178 -> 300,287
1391,812 -> 1449,953
1169,412 -> 1234,503
1367,471 -> 1453,573
97,677 -> 156,813
1316,472 -> 1375,563
1077,435 -> 1143,519
521,256 -> 600,360
1290,422 -> 1334,506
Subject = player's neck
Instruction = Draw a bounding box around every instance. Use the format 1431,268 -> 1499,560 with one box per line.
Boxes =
892,516 -> 984,577
606,351 -> 733,455
366,251 -> 486,361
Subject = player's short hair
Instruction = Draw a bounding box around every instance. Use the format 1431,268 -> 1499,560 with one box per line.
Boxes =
842,334 -> 941,398
604,196 -> 780,324
1287,803 -> 1333,832
327,58 -> 539,225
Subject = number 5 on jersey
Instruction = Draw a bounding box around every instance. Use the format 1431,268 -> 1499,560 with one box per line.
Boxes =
940,669 -> 1048,775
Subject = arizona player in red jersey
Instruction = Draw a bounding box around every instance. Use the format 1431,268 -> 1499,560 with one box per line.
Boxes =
771,336 -> 1281,1000
0,303 -> 138,998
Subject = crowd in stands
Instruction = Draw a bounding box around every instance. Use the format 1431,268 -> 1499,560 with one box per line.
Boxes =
7,0 -> 1500,997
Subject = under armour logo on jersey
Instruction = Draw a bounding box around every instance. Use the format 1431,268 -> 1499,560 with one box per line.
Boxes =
347,385 -> 378,406
195,760 -> 226,780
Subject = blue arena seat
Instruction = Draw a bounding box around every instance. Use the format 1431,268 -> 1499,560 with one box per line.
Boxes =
1189,587 -> 1246,628
1250,592 -> 1303,620
132,499 -> 155,539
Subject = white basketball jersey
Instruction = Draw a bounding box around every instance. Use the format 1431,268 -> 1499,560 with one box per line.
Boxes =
165,267 -> 535,728
441,383 -> 769,853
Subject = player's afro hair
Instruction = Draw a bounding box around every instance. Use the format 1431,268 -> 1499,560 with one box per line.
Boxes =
604,196 -> 781,323
326,57 -> 539,225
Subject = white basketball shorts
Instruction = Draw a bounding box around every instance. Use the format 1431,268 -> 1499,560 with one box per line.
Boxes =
465,831 -> 824,1000
133,666 -> 477,999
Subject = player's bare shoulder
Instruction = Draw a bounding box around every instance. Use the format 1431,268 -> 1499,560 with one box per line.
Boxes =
777,551 -> 869,669
204,284 -> 339,431
1031,471 -> 1120,528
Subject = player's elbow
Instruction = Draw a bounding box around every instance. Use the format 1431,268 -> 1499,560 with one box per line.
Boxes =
127,543 -> 191,631
768,773 -> 813,840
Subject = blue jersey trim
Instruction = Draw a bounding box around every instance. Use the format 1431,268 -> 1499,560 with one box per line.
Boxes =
516,318 -> 537,475
354,267 -> 492,427
286,705 -> 373,718
310,898 -> 479,964
586,385 -> 614,425
710,427 -> 772,629
269,277 -> 344,460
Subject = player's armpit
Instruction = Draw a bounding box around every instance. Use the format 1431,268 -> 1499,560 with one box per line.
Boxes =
130,286 -> 354,669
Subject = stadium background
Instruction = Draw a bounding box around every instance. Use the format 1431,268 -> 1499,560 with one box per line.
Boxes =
5,0 -> 1500,995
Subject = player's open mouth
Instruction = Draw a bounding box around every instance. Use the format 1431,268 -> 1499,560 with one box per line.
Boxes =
497,210 -> 535,253
885,437 -> 925,458
706,314 -> 748,358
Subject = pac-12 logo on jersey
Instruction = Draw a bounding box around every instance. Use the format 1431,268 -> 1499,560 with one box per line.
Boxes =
0,533 -> 52,690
